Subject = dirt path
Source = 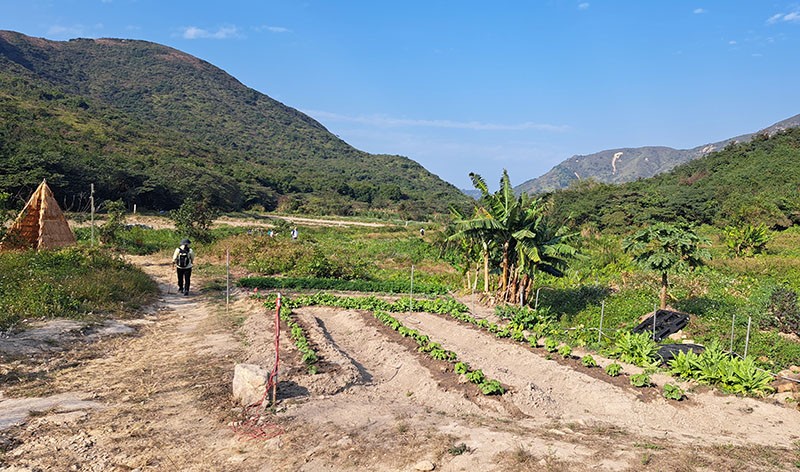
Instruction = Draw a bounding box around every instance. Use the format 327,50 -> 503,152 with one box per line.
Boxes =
2,256 -> 800,471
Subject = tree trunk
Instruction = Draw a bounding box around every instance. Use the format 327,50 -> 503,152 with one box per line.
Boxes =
660,272 -> 668,309
483,241 -> 489,293
472,261 -> 479,291
500,241 -> 510,297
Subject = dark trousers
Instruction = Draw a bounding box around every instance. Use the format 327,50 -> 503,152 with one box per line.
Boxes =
177,267 -> 192,293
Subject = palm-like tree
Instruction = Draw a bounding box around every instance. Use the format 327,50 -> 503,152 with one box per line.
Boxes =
622,222 -> 710,309
450,170 -> 575,304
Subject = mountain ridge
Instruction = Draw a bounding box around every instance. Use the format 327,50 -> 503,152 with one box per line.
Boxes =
0,30 -> 470,217
517,113 -> 800,194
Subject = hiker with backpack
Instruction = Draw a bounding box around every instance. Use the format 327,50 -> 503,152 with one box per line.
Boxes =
172,239 -> 195,295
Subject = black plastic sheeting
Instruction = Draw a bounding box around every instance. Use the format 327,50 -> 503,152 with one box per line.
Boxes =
632,309 -> 690,342
656,343 -> 706,363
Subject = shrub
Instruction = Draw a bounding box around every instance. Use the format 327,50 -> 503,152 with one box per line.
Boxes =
170,197 -> 218,243
724,223 -> 771,257
762,285 -> 800,336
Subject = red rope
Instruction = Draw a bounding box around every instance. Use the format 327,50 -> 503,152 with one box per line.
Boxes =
232,294 -> 284,440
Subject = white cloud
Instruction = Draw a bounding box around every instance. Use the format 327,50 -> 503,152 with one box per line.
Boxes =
767,11 -> 800,24
578,3 -> 590,10
305,110 -> 569,132
181,26 -> 240,40
728,40 -> 737,45
693,8 -> 706,14
267,26 -> 291,33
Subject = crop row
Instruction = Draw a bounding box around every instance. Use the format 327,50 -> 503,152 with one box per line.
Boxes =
259,293 -> 505,396
263,295 -> 319,374
240,276 -> 449,295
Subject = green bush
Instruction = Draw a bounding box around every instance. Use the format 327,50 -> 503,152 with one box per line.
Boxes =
724,223 -> 772,257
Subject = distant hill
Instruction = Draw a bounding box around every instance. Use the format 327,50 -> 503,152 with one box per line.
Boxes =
547,126 -> 800,231
517,114 -> 800,194
0,31 -> 470,217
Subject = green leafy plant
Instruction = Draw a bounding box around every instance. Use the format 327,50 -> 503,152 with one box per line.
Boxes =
609,331 -> 660,368
465,369 -> 486,384
448,443 -> 469,456
454,361 -> 470,375
544,338 -> 559,353
581,355 -> 598,368
479,379 -> 505,395
724,223 -> 771,257
605,363 -> 622,377
630,373 -> 652,387
662,383 -> 685,400
558,344 -> 573,359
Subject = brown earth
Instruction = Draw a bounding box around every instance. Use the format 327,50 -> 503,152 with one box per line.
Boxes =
1,254 -> 800,471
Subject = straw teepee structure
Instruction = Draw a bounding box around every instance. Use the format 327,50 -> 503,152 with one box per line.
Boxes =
0,179 -> 76,251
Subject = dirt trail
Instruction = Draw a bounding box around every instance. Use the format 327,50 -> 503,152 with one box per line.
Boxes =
2,255 -> 800,471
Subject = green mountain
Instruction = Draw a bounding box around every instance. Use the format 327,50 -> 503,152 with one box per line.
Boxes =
517,114 -> 800,195
0,30 -> 470,217
548,127 -> 800,231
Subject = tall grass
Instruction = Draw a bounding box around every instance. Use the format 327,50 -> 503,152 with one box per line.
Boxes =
0,247 -> 158,330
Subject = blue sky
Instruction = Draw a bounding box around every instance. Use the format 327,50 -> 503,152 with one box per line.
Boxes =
2,1 -> 799,189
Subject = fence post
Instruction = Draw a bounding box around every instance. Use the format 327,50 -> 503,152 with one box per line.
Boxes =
598,300 -> 605,343
652,304 -> 657,340
90,183 -> 95,247
226,248 -> 230,312
744,316 -> 752,359
409,265 -> 414,314
272,293 -> 282,406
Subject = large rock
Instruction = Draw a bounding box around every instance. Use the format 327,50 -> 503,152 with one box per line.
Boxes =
774,367 -> 800,394
232,364 -> 269,407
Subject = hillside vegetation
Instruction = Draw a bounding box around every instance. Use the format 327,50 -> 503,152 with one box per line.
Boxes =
547,127 -> 800,232
517,113 -> 800,194
0,31 -> 470,218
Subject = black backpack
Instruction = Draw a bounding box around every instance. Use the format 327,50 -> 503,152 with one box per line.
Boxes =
176,246 -> 191,268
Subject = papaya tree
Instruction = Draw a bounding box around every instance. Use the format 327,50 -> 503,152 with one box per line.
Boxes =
622,223 -> 710,309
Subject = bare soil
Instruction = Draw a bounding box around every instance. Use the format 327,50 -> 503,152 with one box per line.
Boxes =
2,254 -> 800,471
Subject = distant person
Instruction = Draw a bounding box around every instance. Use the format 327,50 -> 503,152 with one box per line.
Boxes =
267,229 -> 274,238
419,228 -> 425,237
291,227 -> 298,240
172,238 -> 195,295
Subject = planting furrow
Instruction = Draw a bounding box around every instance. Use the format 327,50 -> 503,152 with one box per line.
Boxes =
284,306 -> 498,431
394,310 -> 800,448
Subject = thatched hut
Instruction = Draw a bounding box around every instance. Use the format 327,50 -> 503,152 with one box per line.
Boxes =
0,179 -> 76,251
